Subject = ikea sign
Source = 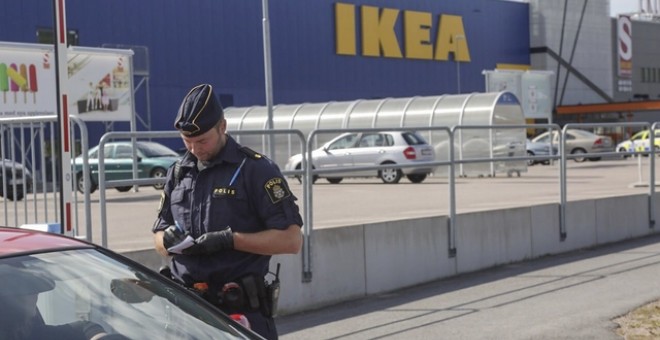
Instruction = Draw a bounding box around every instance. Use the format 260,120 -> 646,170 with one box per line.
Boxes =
334,2 -> 471,62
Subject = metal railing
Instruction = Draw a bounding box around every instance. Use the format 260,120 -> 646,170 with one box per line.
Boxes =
3,121 -> 660,284
95,129 -> 306,247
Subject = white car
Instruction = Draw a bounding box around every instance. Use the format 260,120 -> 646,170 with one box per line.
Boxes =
285,131 -> 435,184
615,129 -> 660,157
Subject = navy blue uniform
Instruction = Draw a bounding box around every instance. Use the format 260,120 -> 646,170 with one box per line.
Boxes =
152,135 -> 303,339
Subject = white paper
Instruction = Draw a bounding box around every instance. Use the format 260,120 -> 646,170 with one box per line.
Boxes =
167,235 -> 196,254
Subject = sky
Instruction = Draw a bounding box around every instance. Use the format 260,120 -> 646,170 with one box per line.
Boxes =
610,0 -> 642,17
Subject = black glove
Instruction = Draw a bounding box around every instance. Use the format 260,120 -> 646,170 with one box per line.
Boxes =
68,320 -> 106,339
163,225 -> 187,250
183,226 -> 234,255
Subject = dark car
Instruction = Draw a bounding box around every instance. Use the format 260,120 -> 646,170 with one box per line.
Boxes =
0,159 -> 33,201
0,226 -> 263,339
73,141 -> 180,193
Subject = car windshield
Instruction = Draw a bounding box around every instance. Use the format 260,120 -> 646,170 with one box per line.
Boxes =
0,249 -> 253,340
137,142 -> 179,157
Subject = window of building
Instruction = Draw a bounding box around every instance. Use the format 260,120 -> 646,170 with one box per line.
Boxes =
36,28 -> 79,46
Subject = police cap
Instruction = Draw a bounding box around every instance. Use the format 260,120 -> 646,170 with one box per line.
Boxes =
174,84 -> 224,137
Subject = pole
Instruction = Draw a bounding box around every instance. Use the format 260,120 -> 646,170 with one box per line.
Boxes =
262,0 -> 276,161
53,0 -> 74,236
457,58 -> 461,94
454,34 -> 465,94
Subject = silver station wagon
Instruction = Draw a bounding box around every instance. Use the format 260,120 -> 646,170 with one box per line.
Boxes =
285,131 -> 435,184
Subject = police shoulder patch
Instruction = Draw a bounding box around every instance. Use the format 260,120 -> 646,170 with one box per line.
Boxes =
264,177 -> 291,204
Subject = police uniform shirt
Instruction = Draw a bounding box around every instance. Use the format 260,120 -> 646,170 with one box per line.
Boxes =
152,135 -> 303,286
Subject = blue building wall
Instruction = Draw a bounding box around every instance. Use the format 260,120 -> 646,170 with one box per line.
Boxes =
0,0 -> 529,148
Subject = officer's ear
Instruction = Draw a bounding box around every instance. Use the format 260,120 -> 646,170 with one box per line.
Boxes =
218,118 -> 227,135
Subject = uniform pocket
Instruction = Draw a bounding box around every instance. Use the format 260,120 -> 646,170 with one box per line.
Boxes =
209,187 -> 250,229
170,187 -> 191,232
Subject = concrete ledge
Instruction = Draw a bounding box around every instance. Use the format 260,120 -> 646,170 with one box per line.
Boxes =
120,193 -> 660,316
364,216 -> 452,295
456,207 -> 532,274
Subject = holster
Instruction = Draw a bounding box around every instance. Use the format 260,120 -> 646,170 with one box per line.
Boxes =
191,273 -> 277,318
240,274 -> 279,318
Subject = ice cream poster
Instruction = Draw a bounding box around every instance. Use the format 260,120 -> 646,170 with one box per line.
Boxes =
0,43 -> 134,122
67,49 -> 134,121
0,46 -> 57,116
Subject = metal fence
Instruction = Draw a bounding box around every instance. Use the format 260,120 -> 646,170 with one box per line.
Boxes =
2,121 -> 659,282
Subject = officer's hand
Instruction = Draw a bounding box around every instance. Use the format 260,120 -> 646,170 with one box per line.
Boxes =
183,226 -> 234,255
163,225 -> 187,249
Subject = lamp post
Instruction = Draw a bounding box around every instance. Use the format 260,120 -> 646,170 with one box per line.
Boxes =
454,34 -> 465,94
262,0 -> 275,161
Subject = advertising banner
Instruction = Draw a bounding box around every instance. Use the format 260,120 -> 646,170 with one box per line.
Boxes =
0,42 -> 134,121
520,71 -> 554,120
483,69 -> 554,120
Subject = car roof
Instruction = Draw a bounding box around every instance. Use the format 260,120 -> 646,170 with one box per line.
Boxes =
0,227 -> 92,256
98,141 -> 163,147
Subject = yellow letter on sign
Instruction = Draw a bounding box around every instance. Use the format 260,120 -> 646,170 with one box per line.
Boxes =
404,10 -> 433,60
335,3 -> 357,55
434,14 -> 471,62
361,6 -> 402,58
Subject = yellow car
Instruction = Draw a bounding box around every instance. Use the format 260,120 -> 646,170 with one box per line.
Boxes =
616,130 -> 660,155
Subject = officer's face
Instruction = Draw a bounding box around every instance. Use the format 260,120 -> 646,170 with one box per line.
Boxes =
182,119 -> 227,161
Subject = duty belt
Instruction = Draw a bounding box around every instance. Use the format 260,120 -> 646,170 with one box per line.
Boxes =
192,275 -> 266,314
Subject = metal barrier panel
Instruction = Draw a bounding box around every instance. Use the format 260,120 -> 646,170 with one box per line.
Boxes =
1,116 -> 62,228
3,121 -> 660,285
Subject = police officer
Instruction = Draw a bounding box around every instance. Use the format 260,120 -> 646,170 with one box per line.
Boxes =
152,84 -> 303,339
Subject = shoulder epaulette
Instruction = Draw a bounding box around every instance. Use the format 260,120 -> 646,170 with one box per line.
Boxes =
239,146 -> 262,160
173,159 -> 184,186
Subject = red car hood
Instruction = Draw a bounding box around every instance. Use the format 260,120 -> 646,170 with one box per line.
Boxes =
0,227 -> 90,256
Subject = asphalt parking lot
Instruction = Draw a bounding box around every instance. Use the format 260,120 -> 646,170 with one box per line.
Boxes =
2,157 -> 656,252
3,157 -> 660,339
276,232 -> 660,339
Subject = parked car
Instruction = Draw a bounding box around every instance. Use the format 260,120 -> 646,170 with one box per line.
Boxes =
73,141 -> 180,193
0,159 -> 32,201
615,129 -> 660,157
531,129 -> 614,162
526,139 -> 558,166
285,131 -> 435,184
0,226 -> 262,339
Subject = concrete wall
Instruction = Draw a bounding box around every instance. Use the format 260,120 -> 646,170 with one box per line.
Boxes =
122,193 -> 658,316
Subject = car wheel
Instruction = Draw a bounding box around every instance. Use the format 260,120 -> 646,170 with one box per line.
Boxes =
115,186 -> 132,192
151,167 -> 167,190
406,174 -> 427,183
571,148 -> 587,163
618,147 -> 630,159
526,151 -> 535,166
326,177 -> 343,184
379,162 -> 402,184
4,191 -> 23,201
294,164 -> 318,184
76,172 -> 98,194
